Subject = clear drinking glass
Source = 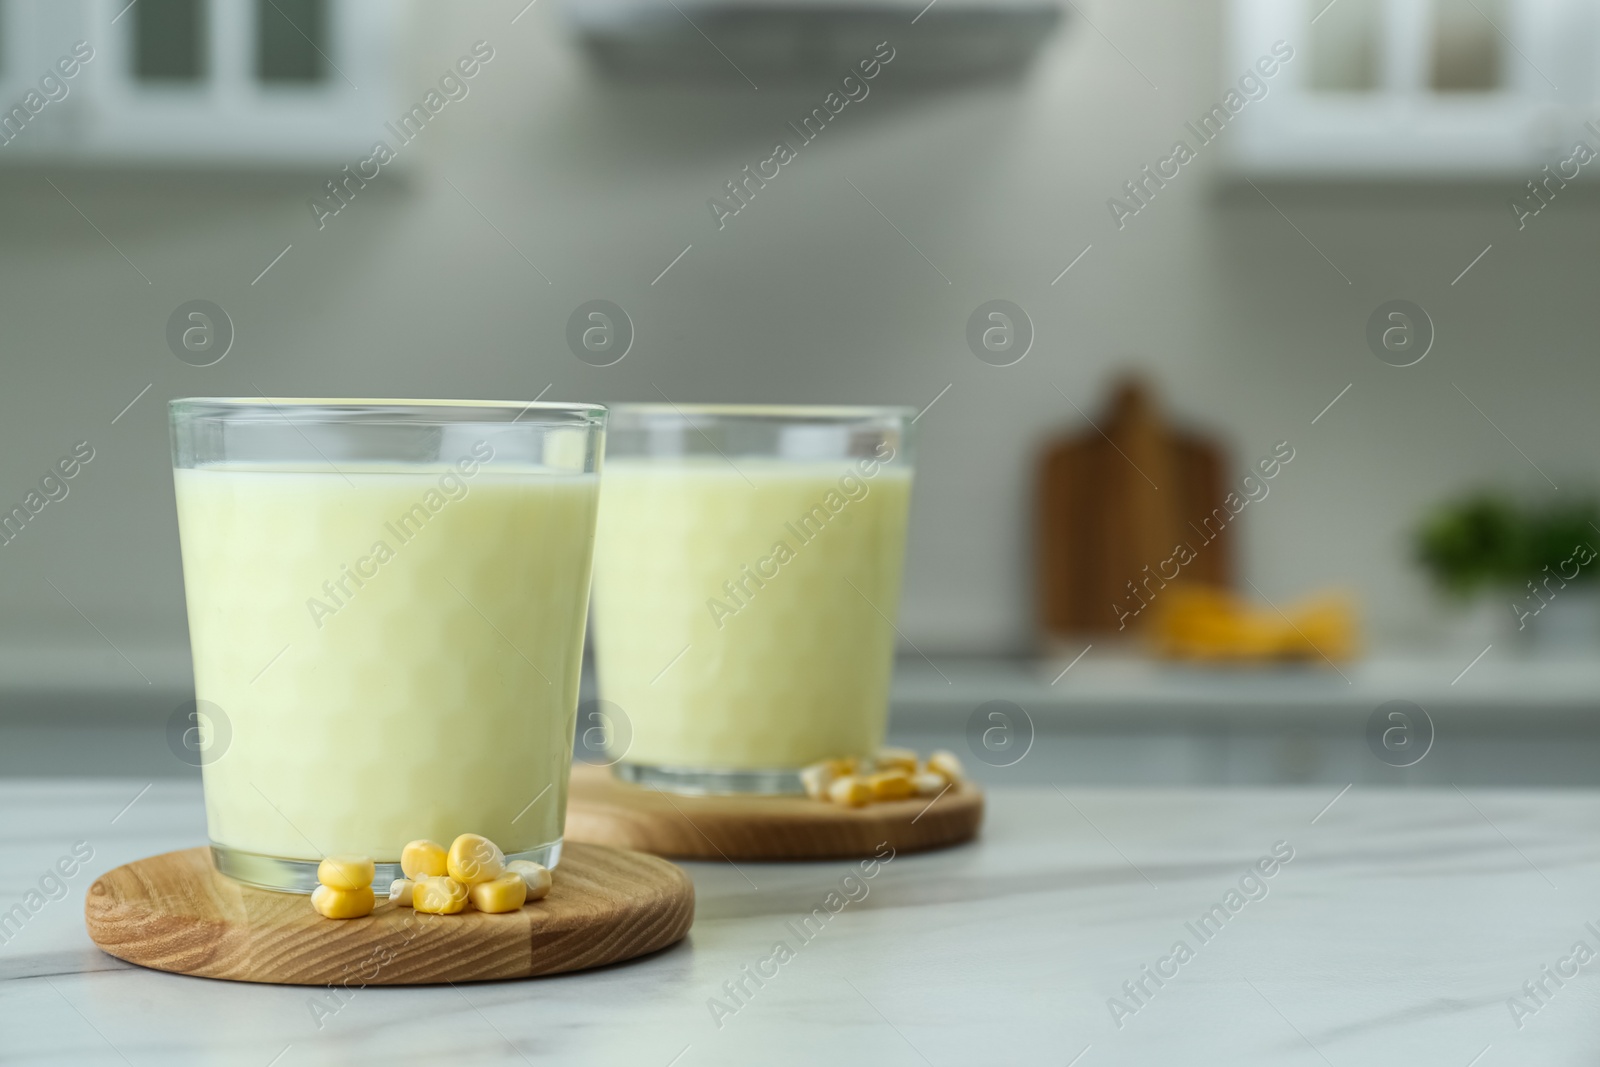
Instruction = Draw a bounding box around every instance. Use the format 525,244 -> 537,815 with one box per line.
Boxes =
170,398 -> 605,892
591,404 -> 916,794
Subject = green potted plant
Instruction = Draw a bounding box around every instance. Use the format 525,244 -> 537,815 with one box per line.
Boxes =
1415,494 -> 1526,597
1516,501 -> 1600,651
1415,494 -> 1600,652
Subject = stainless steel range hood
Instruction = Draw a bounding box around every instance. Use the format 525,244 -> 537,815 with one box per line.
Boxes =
562,0 -> 1066,82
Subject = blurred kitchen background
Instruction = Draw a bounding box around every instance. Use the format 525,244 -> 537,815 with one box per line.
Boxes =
4,0 -> 1600,786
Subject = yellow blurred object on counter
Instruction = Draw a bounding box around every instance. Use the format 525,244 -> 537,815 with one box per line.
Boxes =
1146,585 -> 1358,664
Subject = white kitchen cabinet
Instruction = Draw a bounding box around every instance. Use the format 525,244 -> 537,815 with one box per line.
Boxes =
0,0 -> 397,166
1228,0 -> 1600,177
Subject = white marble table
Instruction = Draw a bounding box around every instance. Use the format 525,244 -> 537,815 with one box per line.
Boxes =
2,778 -> 1597,1065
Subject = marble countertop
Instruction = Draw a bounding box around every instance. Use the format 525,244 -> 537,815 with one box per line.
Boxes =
2,778 -> 1597,1065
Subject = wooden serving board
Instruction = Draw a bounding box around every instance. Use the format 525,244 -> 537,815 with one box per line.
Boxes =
564,763 -> 983,860
1036,375 -> 1232,640
85,842 -> 693,986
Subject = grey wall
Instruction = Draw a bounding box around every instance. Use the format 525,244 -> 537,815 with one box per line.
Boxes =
0,0 -> 1594,692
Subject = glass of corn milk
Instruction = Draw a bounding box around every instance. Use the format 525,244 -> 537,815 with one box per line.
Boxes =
169,398 -> 605,892
591,404 -> 915,794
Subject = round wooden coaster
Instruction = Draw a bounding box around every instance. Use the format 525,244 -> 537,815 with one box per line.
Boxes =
564,763 -> 984,860
84,842 -> 693,986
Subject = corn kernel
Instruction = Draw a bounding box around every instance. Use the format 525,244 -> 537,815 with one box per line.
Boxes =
400,839 -> 448,880
827,775 -> 872,807
926,750 -> 965,784
389,878 -> 415,907
311,884 -> 375,919
912,771 -> 947,797
874,747 -> 918,774
468,872 -> 528,914
800,760 -> 841,800
447,834 -> 506,885
316,855 -> 375,891
411,875 -> 469,915
506,860 -> 552,901
868,770 -> 915,801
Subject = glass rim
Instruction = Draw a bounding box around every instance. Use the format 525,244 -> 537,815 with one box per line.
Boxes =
609,402 -> 916,422
169,397 -> 607,424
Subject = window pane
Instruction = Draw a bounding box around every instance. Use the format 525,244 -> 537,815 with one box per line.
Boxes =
257,0 -> 327,84
134,0 -> 205,82
1432,0 -> 1503,92
1309,0 -> 1381,92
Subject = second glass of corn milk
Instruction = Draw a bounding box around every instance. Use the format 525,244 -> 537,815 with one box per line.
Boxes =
170,399 -> 605,892
591,404 -> 915,794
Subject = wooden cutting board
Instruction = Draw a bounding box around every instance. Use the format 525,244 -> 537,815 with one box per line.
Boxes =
84,842 -> 693,986
1036,376 -> 1232,639
564,763 -> 983,860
